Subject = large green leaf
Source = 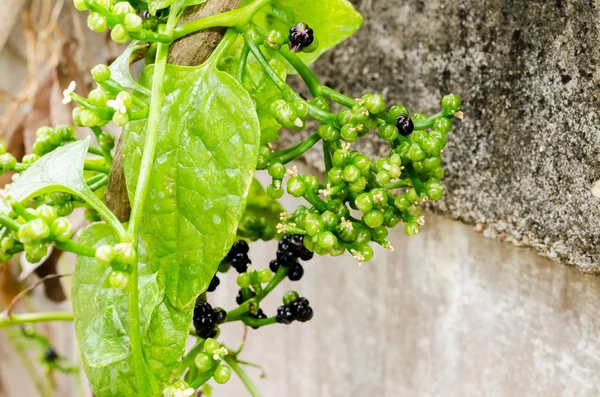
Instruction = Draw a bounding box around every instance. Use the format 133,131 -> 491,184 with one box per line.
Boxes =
248,0 -> 363,68
124,62 -> 260,309
72,223 -> 191,397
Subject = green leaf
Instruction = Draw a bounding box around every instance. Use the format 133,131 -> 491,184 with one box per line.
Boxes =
124,62 -> 260,309
147,0 -> 174,13
248,0 -> 363,68
109,42 -> 151,97
8,139 -> 122,234
72,223 -> 191,397
238,178 -> 285,241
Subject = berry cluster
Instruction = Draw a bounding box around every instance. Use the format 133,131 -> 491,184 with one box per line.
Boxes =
193,300 -> 227,339
276,292 -> 313,325
270,234 -> 313,281
31,125 -> 76,157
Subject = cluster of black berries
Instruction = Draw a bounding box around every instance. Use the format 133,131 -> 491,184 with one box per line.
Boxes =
270,234 -> 313,281
276,297 -> 313,325
289,22 -> 314,52
222,240 -> 251,273
193,300 -> 227,339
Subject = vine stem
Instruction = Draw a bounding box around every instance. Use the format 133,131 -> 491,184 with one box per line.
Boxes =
0,312 -> 74,328
224,355 -> 263,397
125,9 -> 179,397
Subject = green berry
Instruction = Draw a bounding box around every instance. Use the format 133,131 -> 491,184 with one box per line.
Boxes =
301,174 -> 319,191
1,236 -> 14,251
394,195 -> 411,211
406,188 -> 420,202
316,231 -> 337,251
51,217 -> 73,242
388,164 -> 401,179
0,153 -> 16,171
111,24 -> 130,44
124,13 -> 143,32
363,209 -> 384,228
115,243 -> 136,265
99,132 -> 115,150
194,353 -> 214,373
304,213 -> 324,237
433,117 -> 452,133
327,167 -> 344,185
431,166 -> 445,179
117,91 -> 133,107
258,268 -> 273,283
57,201 -> 75,216
109,270 -> 129,289
355,244 -> 374,262
87,12 -> 107,32
112,111 -> 130,127
372,226 -> 389,241
266,184 -> 284,199
320,211 -> 338,230
388,105 -> 408,119
88,87 -> 108,106
441,94 -> 461,112
423,157 -> 441,171
72,107 -> 84,127
265,30 -> 286,50
203,338 -> 220,355
354,226 -> 372,245
348,177 -> 367,194
213,364 -> 231,384
332,150 -> 346,167
56,125 -> 75,141
378,124 -> 399,141
292,101 -> 309,118
318,125 -> 340,142
112,2 -> 135,16
283,290 -> 299,306
35,205 -> 57,225
352,153 -> 370,170
268,162 -> 286,180
310,97 -> 329,112
25,243 -> 48,263
91,64 -> 111,83
73,0 -> 88,11
80,109 -> 101,127
355,193 -> 373,212
362,94 -> 386,114
237,273 -> 250,288
405,221 -> 420,236
96,245 -> 116,265
375,170 -> 391,185
342,164 -> 360,183
287,177 -> 307,197
425,179 -> 444,201
430,130 -> 447,149
340,124 -> 358,142
407,143 -> 425,162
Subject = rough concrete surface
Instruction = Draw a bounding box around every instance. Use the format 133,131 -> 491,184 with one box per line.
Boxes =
287,0 -> 600,273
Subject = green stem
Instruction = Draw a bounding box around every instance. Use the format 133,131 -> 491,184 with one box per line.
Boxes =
320,86 -> 356,108
224,356 -> 263,397
404,163 -> 424,195
0,312 -> 74,328
240,315 -> 276,328
83,162 -> 110,174
190,362 -> 220,389
91,127 -> 113,165
55,240 -> 96,257
100,79 -> 149,109
87,145 -> 105,157
323,141 -> 333,176
278,47 -> 321,97
173,0 -> 270,40
236,43 -> 251,82
382,179 -> 411,190
265,132 -> 321,166
88,175 -> 109,191
303,188 -> 328,212
124,10 -> 179,397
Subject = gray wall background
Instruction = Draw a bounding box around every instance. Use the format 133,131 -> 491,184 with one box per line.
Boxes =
2,0 -> 600,396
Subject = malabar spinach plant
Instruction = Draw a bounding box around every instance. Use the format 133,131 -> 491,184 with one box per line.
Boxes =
0,0 -> 463,395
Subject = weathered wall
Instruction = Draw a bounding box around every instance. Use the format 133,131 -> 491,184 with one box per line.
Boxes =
293,0 -> 600,273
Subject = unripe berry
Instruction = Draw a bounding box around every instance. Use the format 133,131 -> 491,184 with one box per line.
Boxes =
316,231 -> 337,250
25,243 -> 48,263
268,162 -> 286,180
124,13 -> 143,32
340,124 -> 358,142
88,87 -> 109,106
115,243 -> 136,265
362,94 -> 386,114
372,226 -> 389,241
327,167 -> 344,185
203,338 -> 220,355
287,177 -> 306,197
355,244 -> 374,262
96,245 -> 116,265
348,177 -> 367,194
304,213 -> 324,237
301,174 -> 319,191
355,193 -> 373,212
91,64 -> 111,83
317,125 -> 340,142
73,0 -> 88,11
109,270 -> 129,289
352,153 -> 370,170
266,184 -> 284,199
378,123 -> 399,141
433,117 -> 452,133
441,94 -> 461,112
56,125 -> 75,141
35,205 -> 57,225
354,226 -> 372,245
112,2 -> 135,17
320,210 -> 338,230
405,222 -> 420,236
87,12 -> 107,32
310,97 -> 329,112
80,109 -> 101,127
265,30 -> 286,50
51,217 -> 73,242
342,164 -> 360,183
375,170 -> 391,185
237,272 -> 251,288
194,353 -> 214,373
213,364 -> 231,384
407,143 -> 425,162
112,111 -> 130,127
394,195 -> 411,211
332,150 -> 346,167
363,209 -> 384,228
57,201 -> 75,216
72,107 -> 84,127
388,105 -> 409,119
425,179 -> 444,201
111,24 -> 130,44
0,153 -> 16,171
99,132 -> 115,150
283,290 -> 300,305
258,268 -> 273,283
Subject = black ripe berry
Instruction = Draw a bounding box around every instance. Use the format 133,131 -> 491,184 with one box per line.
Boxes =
288,263 -> 304,281
193,300 -> 224,338
44,347 -> 58,362
396,114 -> 414,136
222,240 -> 251,273
276,297 -> 314,325
269,259 -> 280,272
289,22 -> 314,53
207,275 -> 220,292
213,307 -> 227,324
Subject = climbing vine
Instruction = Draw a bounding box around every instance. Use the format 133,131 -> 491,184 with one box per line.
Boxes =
0,0 -> 462,396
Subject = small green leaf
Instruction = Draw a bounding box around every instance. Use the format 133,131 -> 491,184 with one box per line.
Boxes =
248,0 -> 363,68
147,0 -> 174,13
124,62 -> 260,309
9,139 -> 125,237
109,42 -> 151,97
238,178 -> 285,240
73,223 -> 191,397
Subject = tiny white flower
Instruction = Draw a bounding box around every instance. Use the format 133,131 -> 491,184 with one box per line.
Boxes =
107,98 -> 127,114
279,211 -> 290,221
286,165 -> 298,178
62,81 -> 76,104
351,249 -> 364,266
293,117 -> 304,128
